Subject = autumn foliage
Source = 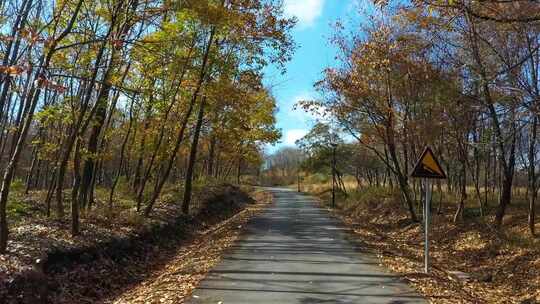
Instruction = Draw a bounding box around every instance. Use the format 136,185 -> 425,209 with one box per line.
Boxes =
0,0 -> 294,254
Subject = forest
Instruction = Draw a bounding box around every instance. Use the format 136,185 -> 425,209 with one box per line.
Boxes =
0,0 -> 296,255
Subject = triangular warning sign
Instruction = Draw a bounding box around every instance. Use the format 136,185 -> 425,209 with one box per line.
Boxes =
411,147 -> 447,179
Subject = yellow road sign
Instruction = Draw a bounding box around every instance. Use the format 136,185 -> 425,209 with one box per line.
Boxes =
411,147 -> 446,179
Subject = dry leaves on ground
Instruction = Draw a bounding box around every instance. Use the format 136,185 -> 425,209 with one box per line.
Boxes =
108,191 -> 272,304
317,197 -> 539,304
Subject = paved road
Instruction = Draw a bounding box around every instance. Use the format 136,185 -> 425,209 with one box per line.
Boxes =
187,188 -> 427,304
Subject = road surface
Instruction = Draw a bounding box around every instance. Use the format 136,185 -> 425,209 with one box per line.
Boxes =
187,188 -> 427,304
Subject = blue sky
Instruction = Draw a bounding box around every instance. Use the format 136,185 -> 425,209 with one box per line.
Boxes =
264,0 -> 360,153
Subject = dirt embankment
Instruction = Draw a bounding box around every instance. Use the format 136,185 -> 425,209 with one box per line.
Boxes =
1,184 -> 271,304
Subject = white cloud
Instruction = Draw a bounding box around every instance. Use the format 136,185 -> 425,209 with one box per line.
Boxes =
283,0 -> 325,29
285,129 -> 308,146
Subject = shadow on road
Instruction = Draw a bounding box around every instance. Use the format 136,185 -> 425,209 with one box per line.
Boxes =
187,188 -> 428,304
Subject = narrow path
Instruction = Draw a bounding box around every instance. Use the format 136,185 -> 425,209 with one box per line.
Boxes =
187,188 -> 427,304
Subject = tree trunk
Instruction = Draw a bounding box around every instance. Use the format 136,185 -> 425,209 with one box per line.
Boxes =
388,142 -> 417,222
495,170 -> 514,228
453,159 -> 467,223
145,27 -> 216,217
236,157 -> 242,185
24,145 -> 38,194
528,116 -> 537,235
207,135 -> 216,177
79,76 -> 111,210
55,21 -> 113,218
181,97 -> 206,214
108,95 -> 136,214
71,138 -> 82,236
133,102 -> 153,198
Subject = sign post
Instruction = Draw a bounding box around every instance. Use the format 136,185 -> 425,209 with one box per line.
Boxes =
424,178 -> 431,273
411,147 -> 446,274
330,143 -> 337,208
297,171 -> 301,192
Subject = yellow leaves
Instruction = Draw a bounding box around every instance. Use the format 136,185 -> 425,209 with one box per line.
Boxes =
94,6 -> 109,19
185,0 -> 227,26
51,50 -> 69,66
138,34 -> 161,45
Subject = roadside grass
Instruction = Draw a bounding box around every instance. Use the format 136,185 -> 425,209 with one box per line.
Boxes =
6,199 -> 32,222
7,179 -> 46,222
6,176 -> 229,226
299,177 -> 540,304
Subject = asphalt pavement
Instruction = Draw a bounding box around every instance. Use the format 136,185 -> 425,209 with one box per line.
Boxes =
187,187 -> 427,304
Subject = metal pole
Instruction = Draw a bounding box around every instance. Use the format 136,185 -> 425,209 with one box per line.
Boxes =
332,145 -> 336,208
297,171 -> 301,192
424,178 -> 432,273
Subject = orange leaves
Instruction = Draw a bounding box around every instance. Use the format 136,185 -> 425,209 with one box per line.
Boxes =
109,32 -> 125,49
19,28 -> 46,45
0,34 -> 15,42
110,39 -> 124,49
1,28 -> 53,52
35,76 -> 67,93
0,65 -> 25,76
